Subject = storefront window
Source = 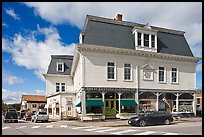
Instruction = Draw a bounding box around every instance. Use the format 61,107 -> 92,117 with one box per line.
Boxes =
86,106 -> 103,114
178,101 -> 193,112
121,91 -> 134,99
121,106 -> 136,113
86,91 -> 102,99
105,92 -> 118,99
139,92 -> 156,99
139,100 -> 156,112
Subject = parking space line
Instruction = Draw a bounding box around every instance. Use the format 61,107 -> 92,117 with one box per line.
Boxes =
60,125 -> 68,128
72,126 -> 93,129
163,132 -> 179,135
31,126 -> 40,129
2,127 -> 9,130
16,126 -> 27,129
95,128 -> 118,133
46,125 -> 53,128
111,129 -> 138,135
134,131 -> 156,135
84,127 -> 109,131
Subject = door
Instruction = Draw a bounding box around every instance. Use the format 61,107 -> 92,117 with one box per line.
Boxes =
105,100 -> 116,117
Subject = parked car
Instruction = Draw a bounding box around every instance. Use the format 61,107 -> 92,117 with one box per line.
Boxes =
23,112 -> 35,121
128,111 -> 173,127
3,111 -> 18,123
16,111 -> 26,119
8,109 -> 16,112
31,111 -> 49,123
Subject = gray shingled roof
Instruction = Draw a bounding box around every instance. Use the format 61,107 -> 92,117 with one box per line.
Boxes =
47,55 -> 73,75
82,15 -> 194,57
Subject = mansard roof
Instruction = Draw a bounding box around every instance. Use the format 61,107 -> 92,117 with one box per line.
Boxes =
82,15 -> 194,57
47,55 -> 73,75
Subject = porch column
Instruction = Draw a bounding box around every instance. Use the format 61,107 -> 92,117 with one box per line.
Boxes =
175,93 -> 181,112
81,89 -> 86,118
156,93 -> 159,111
193,93 -> 197,116
118,92 -> 122,115
135,89 -> 139,115
102,91 -> 106,115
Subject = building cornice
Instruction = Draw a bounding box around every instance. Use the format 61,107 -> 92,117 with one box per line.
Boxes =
77,44 -> 201,63
43,74 -> 70,78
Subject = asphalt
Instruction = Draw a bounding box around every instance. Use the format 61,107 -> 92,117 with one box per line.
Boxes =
50,117 -> 202,127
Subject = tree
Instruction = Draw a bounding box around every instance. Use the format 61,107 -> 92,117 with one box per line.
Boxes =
2,100 -> 8,112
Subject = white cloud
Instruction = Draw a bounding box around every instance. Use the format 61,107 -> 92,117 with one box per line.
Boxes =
2,22 -> 9,28
24,2 -> 202,57
2,71 -> 24,85
2,25 -> 76,80
5,8 -> 20,20
2,88 -> 45,104
196,62 -> 202,72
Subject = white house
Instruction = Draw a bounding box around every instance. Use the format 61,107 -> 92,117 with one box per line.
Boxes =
43,14 -> 201,121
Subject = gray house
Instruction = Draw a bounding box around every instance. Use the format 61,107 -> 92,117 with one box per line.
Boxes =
44,14 -> 200,120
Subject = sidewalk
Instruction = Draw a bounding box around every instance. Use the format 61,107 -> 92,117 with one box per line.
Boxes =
50,117 -> 202,127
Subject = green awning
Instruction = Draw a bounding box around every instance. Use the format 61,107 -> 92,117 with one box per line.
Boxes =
76,102 -> 81,107
120,100 -> 137,106
86,100 -> 104,107
76,100 -> 104,107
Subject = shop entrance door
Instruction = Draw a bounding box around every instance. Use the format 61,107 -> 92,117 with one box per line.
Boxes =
105,100 -> 116,118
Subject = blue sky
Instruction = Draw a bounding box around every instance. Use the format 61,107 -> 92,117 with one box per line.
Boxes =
2,2 -> 202,104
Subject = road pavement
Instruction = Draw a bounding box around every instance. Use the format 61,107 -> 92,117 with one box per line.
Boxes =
2,117 -> 202,135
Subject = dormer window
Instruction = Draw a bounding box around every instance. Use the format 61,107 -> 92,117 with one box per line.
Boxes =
144,34 -> 149,47
151,35 -> 155,48
132,24 -> 158,52
138,32 -> 142,46
57,62 -> 64,72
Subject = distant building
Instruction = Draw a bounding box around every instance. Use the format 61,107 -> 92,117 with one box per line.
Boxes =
196,91 -> 202,111
21,95 -> 46,113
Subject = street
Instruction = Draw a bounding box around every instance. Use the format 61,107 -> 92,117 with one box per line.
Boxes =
2,118 -> 202,135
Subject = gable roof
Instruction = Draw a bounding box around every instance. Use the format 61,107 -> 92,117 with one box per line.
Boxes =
82,15 -> 194,57
47,55 -> 73,75
22,95 -> 46,102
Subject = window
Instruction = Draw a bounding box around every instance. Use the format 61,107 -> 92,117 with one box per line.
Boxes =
61,83 -> 65,92
171,68 -> 178,83
56,103 -> 59,115
32,104 -> 37,108
57,62 -> 64,72
124,64 -> 132,81
56,83 -> 66,92
107,62 -> 116,80
56,83 -> 60,92
159,67 -> 166,83
144,34 -> 149,47
151,35 -> 155,48
137,32 -> 141,46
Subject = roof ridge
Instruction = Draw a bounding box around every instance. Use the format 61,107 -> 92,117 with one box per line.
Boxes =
85,14 -> 185,35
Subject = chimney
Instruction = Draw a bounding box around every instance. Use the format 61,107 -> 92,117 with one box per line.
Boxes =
116,14 -> 122,21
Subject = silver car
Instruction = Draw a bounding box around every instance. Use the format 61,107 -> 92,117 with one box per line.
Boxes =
31,111 -> 49,123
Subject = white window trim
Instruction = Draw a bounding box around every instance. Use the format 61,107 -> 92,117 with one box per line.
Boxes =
57,62 -> 64,72
107,62 -> 117,81
124,63 -> 133,82
171,67 -> 179,84
56,83 -> 66,92
158,66 -> 167,84
61,83 -> 66,92
133,29 -> 157,52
